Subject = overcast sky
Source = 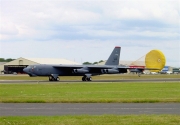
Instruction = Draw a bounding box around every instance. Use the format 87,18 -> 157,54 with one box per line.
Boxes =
0,0 -> 179,67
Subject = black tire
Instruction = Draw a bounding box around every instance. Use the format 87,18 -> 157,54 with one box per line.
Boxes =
49,76 -> 52,81
52,77 -> 55,81
56,77 -> 60,81
87,77 -> 92,81
82,76 -> 86,81
88,77 -> 92,81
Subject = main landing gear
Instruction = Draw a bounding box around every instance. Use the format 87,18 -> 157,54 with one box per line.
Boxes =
49,75 -> 59,81
82,76 -> 92,81
48,74 -> 92,82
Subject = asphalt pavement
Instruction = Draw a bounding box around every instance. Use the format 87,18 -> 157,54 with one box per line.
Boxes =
0,78 -> 180,84
0,78 -> 179,116
0,103 -> 180,116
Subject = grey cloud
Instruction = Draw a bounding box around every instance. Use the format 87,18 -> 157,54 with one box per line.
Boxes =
0,0 -> 179,67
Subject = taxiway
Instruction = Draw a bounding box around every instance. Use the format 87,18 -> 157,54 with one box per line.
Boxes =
0,78 -> 179,84
0,103 -> 180,116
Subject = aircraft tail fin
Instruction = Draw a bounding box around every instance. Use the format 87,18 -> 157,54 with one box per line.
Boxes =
105,46 -> 121,65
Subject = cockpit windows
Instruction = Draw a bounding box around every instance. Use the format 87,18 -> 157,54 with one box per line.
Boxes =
27,66 -> 31,68
27,65 -> 36,69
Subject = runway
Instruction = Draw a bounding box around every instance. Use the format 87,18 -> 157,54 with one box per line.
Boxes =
0,78 -> 180,83
0,79 -> 179,116
0,103 -> 180,116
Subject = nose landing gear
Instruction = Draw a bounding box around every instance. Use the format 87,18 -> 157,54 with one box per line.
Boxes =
49,74 -> 59,81
82,76 -> 92,81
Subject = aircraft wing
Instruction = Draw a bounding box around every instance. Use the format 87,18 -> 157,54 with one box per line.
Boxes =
53,65 -> 161,75
52,65 -> 132,74
52,65 -> 129,69
53,65 -> 159,70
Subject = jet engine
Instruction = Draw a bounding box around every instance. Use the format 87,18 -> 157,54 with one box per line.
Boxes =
101,69 -> 119,74
72,69 -> 89,73
129,68 -> 143,73
119,68 -> 128,73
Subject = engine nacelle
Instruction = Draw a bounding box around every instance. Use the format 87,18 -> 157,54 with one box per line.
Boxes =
72,69 -> 89,73
129,68 -> 143,73
119,68 -> 128,73
101,69 -> 119,74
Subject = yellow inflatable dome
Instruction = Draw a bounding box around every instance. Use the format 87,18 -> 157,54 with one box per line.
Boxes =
145,50 -> 166,72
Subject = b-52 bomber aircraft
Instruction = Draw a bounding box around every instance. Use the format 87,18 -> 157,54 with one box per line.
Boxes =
23,46 -> 156,81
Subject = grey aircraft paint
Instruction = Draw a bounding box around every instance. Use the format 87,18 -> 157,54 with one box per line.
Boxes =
105,46 -> 120,65
23,46 -> 144,81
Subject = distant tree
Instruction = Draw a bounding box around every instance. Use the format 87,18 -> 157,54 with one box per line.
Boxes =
0,58 -> 15,62
83,62 -> 92,65
0,58 -> 5,62
83,60 -> 104,65
6,58 -> 15,62
93,62 -> 98,65
98,60 -> 104,63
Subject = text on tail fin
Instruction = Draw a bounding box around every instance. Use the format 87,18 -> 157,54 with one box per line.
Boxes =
105,46 -> 121,65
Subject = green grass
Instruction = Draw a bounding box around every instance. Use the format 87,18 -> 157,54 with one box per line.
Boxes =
0,115 -> 180,125
0,74 -> 179,81
0,82 -> 180,103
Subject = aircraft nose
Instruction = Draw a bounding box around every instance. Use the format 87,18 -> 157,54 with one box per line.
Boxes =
23,67 -> 28,73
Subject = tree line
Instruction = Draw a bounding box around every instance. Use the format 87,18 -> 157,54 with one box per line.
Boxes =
0,58 -> 104,64
0,58 -> 15,62
83,60 -> 104,65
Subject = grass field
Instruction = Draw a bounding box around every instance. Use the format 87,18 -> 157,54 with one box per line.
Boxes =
0,82 -> 180,103
0,76 -> 180,125
1,115 -> 180,125
0,74 -> 179,81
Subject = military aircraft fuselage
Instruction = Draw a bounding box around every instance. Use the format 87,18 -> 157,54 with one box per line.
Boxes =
23,46 -> 145,81
23,64 -> 128,77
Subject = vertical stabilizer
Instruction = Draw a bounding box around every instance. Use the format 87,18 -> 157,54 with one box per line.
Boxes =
105,46 -> 121,65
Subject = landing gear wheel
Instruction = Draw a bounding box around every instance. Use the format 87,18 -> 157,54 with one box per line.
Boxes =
49,76 -> 53,81
56,77 -> 60,81
82,76 -> 92,81
49,76 -> 59,81
82,76 -> 86,81
87,77 -> 92,81
52,77 -> 55,81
